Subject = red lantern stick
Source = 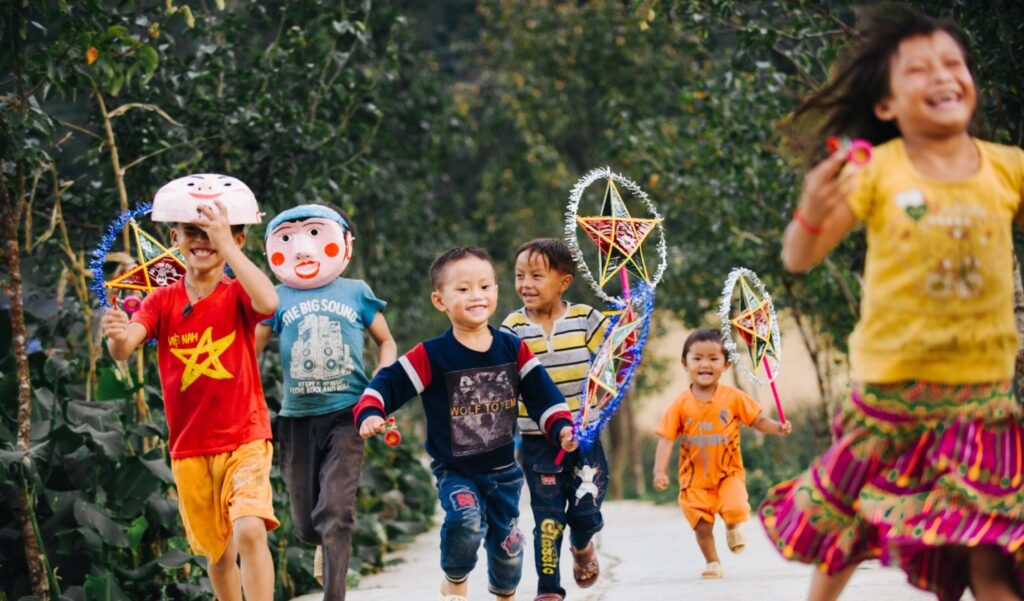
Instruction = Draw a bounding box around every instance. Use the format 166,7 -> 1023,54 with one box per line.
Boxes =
736,325 -> 786,424
761,357 -> 786,424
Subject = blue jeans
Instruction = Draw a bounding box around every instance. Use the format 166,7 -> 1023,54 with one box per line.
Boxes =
521,435 -> 608,597
432,461 -> 525,596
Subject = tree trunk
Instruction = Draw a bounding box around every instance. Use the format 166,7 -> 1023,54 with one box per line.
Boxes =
2,165 -> 51,600
1013,254 -> 1024,398
780,277 -> 834,445
607,405 -> 627,499
623,390 -> 647,496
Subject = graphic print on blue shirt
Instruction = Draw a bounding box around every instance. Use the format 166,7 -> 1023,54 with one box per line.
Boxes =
288,312 -> 355,393
446,363 -> 519,457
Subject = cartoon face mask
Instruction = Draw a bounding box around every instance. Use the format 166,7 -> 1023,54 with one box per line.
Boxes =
265,205 -> 353,289
151,174 -> 262,224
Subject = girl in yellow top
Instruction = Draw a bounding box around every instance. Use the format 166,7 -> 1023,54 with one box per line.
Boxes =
653,329 -> 791,580
761,5 -> 1024,601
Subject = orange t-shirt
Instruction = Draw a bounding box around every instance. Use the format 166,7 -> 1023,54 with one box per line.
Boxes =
654,384 -> 762,490
133,278 -> 273,459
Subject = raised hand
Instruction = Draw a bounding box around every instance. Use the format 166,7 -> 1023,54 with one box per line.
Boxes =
796,149 -> 860,227
193,199 -> 234,249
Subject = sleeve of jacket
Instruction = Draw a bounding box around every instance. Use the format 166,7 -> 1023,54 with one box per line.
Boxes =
354,342 -> 431,427
515,339 -> 573,443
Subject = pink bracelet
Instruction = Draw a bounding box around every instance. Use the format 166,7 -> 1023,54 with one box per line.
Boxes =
793,207 -> 825,235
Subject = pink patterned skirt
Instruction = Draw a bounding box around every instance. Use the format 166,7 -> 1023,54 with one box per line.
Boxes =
759,381 -> 1024,600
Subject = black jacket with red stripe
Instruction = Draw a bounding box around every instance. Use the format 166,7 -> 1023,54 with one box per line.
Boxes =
355,326 -> 572,475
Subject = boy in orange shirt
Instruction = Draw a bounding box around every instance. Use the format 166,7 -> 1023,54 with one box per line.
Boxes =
652,329 -> 791,579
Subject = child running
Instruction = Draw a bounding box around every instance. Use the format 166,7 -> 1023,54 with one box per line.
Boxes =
760,5 -> 1024,600
355,247 -> 577,601
501,239 -> 609,601
256,203 -> 397,600
653,329 -> 791,580
101,175 -> 278,601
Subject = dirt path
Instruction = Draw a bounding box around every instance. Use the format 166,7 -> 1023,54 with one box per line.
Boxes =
292,498 -> 935,600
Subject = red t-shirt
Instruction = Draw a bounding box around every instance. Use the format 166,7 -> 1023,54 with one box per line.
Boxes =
133,278 -> 272,459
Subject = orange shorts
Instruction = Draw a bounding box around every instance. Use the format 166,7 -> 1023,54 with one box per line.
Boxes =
678,473 -> 750,528
171,439 -> 279,563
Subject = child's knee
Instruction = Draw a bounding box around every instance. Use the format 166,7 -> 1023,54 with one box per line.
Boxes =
233,516 -> 269,552
694,519 -> 715,536
445,508 -> 485,550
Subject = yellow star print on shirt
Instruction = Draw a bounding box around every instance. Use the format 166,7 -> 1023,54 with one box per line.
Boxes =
170,327 -> 236,391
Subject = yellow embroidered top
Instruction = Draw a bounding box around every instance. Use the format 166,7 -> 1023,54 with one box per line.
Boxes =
845,138 -> 1024,383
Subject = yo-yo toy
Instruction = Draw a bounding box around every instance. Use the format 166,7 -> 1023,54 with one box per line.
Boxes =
383,417 -> 402,447
120,295 -> 143,315
826,135 -> 872,167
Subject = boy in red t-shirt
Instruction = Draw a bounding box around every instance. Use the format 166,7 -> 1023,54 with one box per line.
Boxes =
652,329 -> 791,580
101,175 -> 279,601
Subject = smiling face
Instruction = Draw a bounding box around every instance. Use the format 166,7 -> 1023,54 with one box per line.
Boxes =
514,250 -> 572,314
172,223 -> 244,273
431,256 -> 498,331
874,30 -> 976,140
266,218 -> 352,288
152,174 -> 262,224
683,339 -> 729,391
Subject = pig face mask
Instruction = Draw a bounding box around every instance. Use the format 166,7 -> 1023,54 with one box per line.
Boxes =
151,174 -> 262,224
265,205 -> 353,289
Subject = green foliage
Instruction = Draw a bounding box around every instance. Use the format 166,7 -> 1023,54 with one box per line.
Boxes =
2,1 -> 439,598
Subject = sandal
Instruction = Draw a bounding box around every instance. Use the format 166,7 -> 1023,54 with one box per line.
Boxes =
726,525 -> 746,554
313,545 -> 324,586
701,560 -> 724,579
570,541 -> 600,588
534,595 -> 565,601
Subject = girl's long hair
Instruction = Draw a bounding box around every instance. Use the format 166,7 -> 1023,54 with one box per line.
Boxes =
786,3 -> 978,166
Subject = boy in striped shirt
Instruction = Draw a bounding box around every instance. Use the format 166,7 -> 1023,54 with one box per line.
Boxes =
501,239 -> 609,601
357,247 -> 576,601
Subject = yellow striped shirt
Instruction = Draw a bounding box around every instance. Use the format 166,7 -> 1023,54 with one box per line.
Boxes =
501,302 -> 608,435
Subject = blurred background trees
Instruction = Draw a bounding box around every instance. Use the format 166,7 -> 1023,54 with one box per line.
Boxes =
2,0 -> 1022,598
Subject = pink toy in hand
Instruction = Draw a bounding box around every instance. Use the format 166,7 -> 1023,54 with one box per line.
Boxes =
827,135 -> 872,166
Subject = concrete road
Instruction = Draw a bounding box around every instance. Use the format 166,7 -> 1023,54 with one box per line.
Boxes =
293,499 -> 936,601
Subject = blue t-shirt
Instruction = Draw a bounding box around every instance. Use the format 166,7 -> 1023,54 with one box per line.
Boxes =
267,278 -> 386,417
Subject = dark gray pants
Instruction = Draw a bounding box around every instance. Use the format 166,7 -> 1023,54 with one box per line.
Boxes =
277,408 -> 364,601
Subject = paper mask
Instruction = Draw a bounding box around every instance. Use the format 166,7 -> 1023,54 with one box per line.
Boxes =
151,174 -> 261,224
266,209 -> 352,289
